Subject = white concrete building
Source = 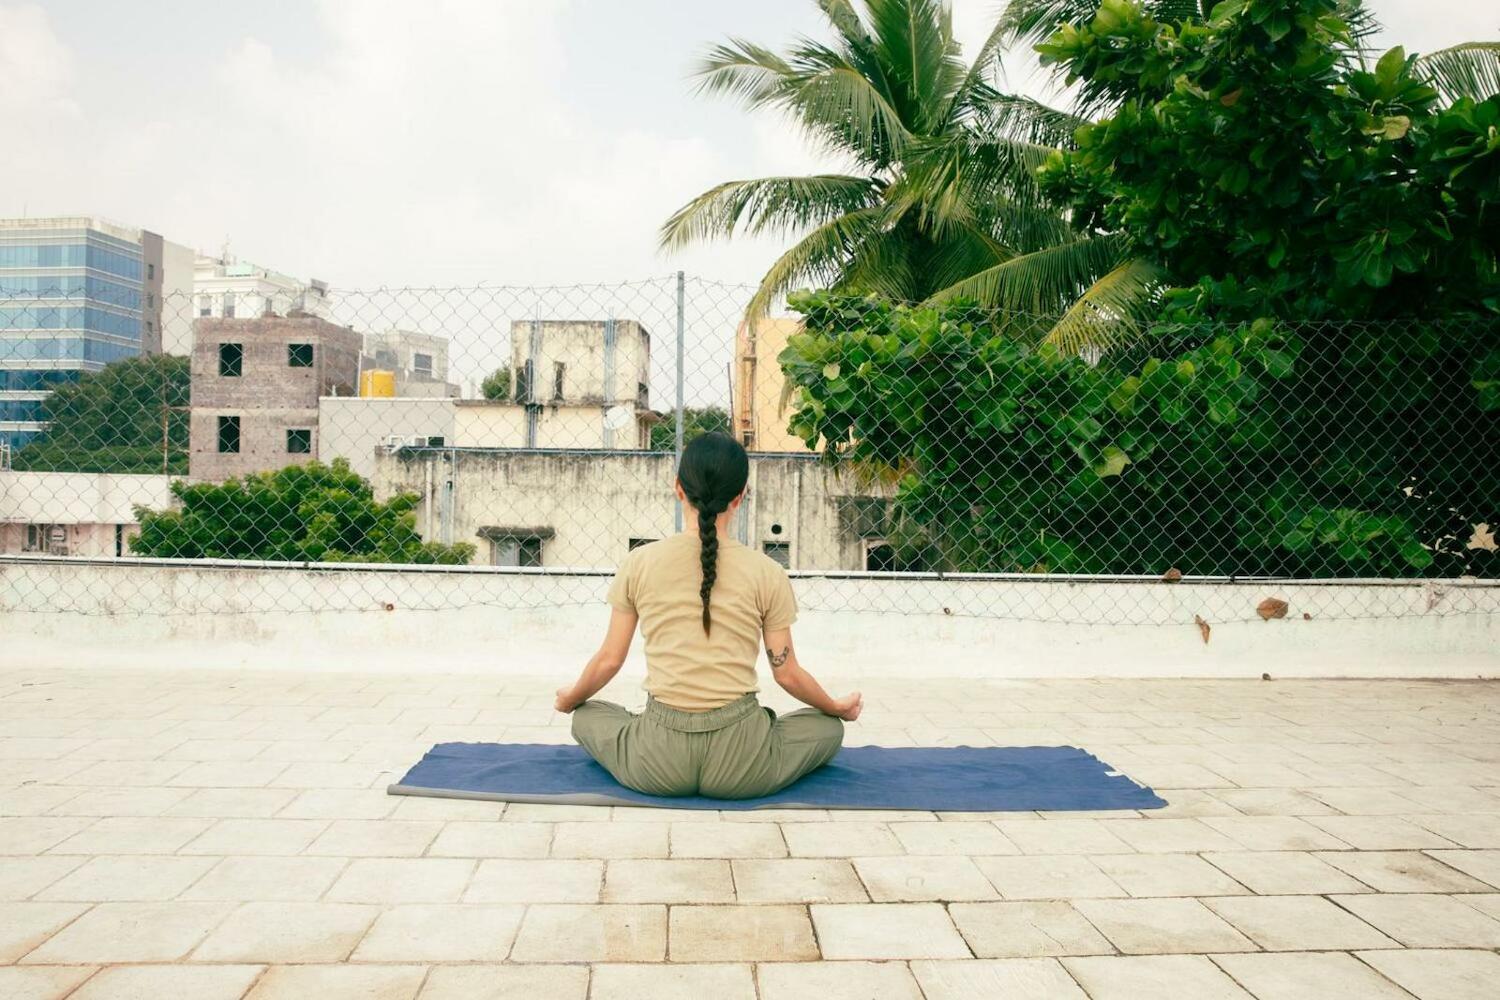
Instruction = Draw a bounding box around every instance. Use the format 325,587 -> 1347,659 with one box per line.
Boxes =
0,470 -> 172,557
363,329 -> 457,397
371,448 -> 894,570
319,397 -> 459,481
174,252 -> 331,356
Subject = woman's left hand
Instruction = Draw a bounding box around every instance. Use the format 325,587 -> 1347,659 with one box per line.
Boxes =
554,687 -> 579,713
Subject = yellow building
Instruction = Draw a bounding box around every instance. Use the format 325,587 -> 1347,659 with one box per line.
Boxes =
733,317 -> 814,453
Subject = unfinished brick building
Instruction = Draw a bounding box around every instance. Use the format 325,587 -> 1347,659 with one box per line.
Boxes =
189,314 -> 361,482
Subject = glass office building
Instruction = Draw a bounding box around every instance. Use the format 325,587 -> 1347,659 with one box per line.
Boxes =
0,218 -> 158,452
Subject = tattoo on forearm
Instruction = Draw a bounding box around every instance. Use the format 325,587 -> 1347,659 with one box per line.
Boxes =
766,645 -> 790,669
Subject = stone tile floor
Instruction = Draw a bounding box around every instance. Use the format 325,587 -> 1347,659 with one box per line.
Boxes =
2,668 -> 1498,998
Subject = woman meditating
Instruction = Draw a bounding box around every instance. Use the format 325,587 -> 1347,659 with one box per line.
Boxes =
553,432 -> 862,799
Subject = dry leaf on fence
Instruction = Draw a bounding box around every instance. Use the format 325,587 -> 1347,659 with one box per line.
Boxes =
1257,598 -> 1289,620
1161,568 -> 1183,582
1194,615 -> 1211,643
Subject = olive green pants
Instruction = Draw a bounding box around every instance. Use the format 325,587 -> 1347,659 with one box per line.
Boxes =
571,693 -> 844,799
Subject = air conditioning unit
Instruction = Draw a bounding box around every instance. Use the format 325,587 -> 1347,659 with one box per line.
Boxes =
383,435 -> 405,450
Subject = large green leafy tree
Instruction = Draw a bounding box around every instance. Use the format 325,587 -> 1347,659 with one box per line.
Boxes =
776,0 -> 1499,580
659,0 -> 1142,342
14,356 -> 190,475
131,459 -> 475,565
1034,0 -> 1500,327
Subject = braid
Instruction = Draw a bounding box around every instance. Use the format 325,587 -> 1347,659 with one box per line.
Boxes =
696,502 -> 720,634
675,431 -> 749,636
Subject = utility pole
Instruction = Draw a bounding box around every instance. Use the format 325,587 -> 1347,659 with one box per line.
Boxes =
674,271 -> 686,532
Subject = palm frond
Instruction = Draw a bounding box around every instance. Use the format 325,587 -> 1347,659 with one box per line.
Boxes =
694,39 -> 796,106
1417,42 -> 1500,103
980,94 -> 1090,146
816,0 -> 874,50
863,0 -> 966,131
777,53 -> 915,163
995,0 -> 1105,49
1041,256 -> 1166,354
658,175 -> 882,250
924,232 -> 1134,318
745,206 -> 889,320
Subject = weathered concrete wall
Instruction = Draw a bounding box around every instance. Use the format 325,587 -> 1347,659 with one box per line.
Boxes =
510,320 -> 650,407
319,397 -> 458,480
450,402 -> 651,451
371,449 -> 888,569
4,557 -> 1496,678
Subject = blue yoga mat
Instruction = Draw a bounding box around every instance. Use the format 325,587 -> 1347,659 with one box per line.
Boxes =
388,743 -> 1166,812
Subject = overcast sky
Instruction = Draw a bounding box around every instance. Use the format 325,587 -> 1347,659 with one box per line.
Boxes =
3,1 -> 1494,289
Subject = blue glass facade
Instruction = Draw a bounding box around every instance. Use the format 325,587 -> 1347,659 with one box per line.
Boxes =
0,221 -> 148,449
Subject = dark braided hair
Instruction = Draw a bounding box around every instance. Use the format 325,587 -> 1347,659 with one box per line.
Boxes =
676,432 -> 749,634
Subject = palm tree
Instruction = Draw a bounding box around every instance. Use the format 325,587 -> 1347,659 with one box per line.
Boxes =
659,0 -> 1148,346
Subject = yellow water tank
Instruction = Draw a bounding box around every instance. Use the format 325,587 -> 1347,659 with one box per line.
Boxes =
360,369 -> 396,398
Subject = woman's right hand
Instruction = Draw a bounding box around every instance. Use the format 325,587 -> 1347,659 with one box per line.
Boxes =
834,691 -> 863,722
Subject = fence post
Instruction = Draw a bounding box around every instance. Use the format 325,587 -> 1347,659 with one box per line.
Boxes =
674,270 -> 685,533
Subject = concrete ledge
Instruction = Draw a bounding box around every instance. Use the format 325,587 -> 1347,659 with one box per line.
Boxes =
3,557 -> 1497,678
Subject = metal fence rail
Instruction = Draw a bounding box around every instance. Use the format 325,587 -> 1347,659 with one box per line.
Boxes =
1,275 -> 1496,626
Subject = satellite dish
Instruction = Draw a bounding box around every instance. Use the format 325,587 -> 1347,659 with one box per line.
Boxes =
603,405 -> 633,431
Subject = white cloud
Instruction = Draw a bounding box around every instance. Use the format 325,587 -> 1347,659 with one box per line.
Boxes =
0,3 -> 75,115
2,0 -> 1494,294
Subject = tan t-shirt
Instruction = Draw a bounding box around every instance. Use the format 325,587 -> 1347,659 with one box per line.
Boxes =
606,532 -> 798,711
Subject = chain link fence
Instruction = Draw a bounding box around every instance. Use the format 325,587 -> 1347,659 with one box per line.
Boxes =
2,274 -> 1497,626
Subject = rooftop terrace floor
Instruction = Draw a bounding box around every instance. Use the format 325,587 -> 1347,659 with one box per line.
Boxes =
2,667 -> 1498,999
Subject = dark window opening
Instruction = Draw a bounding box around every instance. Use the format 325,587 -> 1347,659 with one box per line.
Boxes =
218,342 -> 242,377
865,542 -> 896,571
217,415 -> 240,454
763,541 -> 791,567
552,361 -> 566,400
491,536 -> 543,567
286,428 -> 312,454
413,352 -> 433,377
288,343 -> 314,367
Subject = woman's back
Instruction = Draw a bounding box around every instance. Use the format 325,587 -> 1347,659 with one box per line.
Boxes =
608,532 -> 797,711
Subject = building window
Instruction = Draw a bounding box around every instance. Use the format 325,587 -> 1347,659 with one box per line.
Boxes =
286,428 -> 312,454
637,382 -> 650,408
147,263 -> 155,279
628,537 -> 657,551
863,539 -> 924,572
146,292 -> 155,308
763,541 -> 791,567
413,352 -> 433,378
553,361 -> 566,400
198,295 -> 212,317
490,536 -> 543,567
223,291 -> 236,318
218,342 -> 243,377
217,415 -> 240,454
288,343 -> 314,368
261,296 -> 274,318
